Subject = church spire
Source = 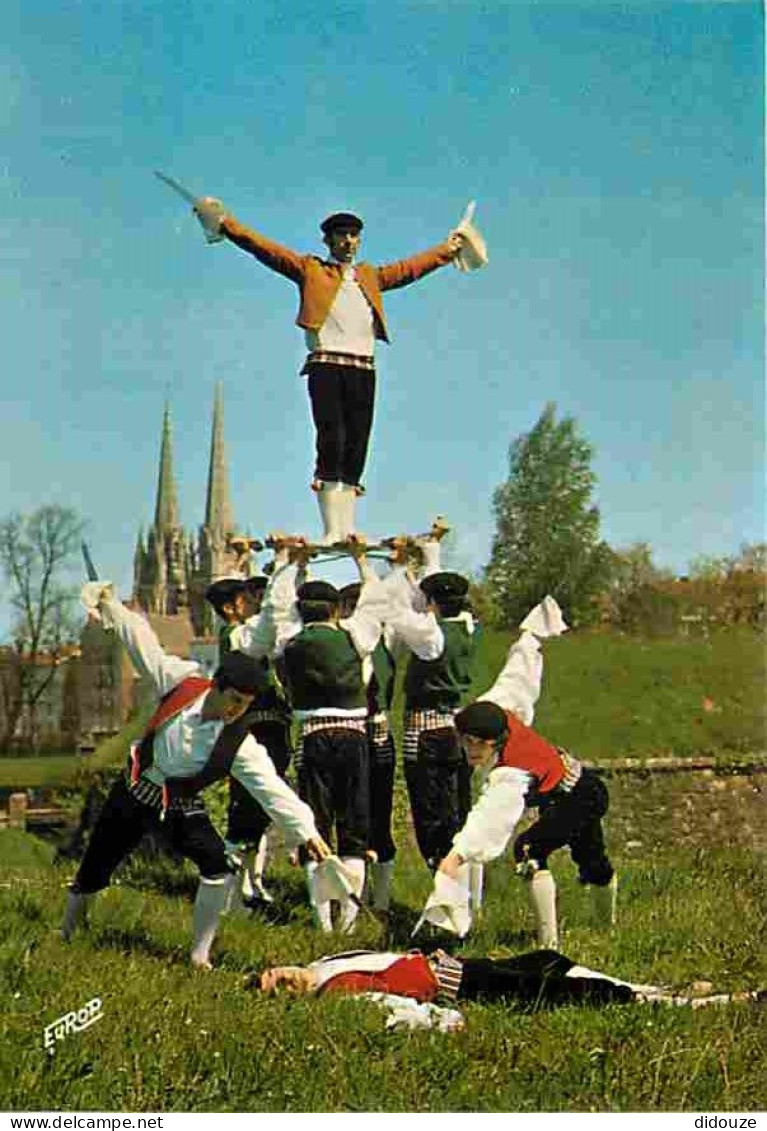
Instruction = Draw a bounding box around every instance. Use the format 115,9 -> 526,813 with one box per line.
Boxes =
154,403 -> 180,531
204,383 -> 234,537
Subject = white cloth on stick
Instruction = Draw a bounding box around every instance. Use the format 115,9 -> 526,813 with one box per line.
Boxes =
450,201 -> 488,272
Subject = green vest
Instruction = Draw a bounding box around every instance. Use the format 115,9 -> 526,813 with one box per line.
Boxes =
218,623 -> 286,712
404,618 -> 475,711
367,639 -> 396,715
282,624 -> 366,711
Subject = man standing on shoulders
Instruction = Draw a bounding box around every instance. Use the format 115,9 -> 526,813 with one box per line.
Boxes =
191,197 -> 472,542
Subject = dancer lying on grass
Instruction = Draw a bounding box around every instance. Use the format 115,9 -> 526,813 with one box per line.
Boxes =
255,947 -> 763,1012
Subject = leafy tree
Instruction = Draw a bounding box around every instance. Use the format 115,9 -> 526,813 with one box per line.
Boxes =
485,403 -> 612,626
0,505 -> 84,751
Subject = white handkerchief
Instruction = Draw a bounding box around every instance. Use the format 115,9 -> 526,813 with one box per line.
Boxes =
413,869 -> 471,938
519,595 -> 568,638
450,201 -> 488,272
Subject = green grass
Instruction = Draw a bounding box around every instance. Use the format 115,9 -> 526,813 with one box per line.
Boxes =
2,628 -> 764,792
0,627 -> 764,1111
0,813 -> 765,1113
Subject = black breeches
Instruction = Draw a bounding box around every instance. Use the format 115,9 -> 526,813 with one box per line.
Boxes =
306,363 -> 375,487
368,734 -> 396,863
456,949 -> 635,1006
298,729 -> 370,858
225,720 -> 292,846
404,728 -> 467,870
72,776 -> 232,894
513,770 -> 614,886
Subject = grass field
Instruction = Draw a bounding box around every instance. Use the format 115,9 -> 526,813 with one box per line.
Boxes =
0,627 -> 765,1113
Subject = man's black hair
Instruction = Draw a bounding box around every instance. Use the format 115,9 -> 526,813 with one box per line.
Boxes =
454,700 -> 508,740
205,578 -> 246,618
213,649 -> 268,696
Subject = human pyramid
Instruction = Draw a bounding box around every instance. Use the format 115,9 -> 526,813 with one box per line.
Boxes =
58,187 -> 749,1016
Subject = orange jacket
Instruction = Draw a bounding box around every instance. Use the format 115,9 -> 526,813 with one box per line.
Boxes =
221,215 -> 455,343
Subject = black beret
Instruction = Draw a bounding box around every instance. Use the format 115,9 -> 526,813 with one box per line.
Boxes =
419,571 -> 470,602
320,211 -> 364,235
338,582 -> 362,602
454,701 -> 508,740
213,649 -> 267,695
243,575 -> 268,594
205,578 -> 246,607
297,580 -> 340,603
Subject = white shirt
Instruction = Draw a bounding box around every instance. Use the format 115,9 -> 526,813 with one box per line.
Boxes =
450,631 -> 545,863
99,597 -> 318,847
305,265 -> 375,357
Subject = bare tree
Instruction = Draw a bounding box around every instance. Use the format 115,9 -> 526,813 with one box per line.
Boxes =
0,505 -> 84,751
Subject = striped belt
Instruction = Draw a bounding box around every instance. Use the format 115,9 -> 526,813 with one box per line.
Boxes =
556,747 -> 583,792
429,950 -> 464,1001
123,767 -> 206,815
367,713 -> 391,746
403,709 -> 456,762
247,708 -> 290,727
301,351 -> 375,373
295,715 -> 367,772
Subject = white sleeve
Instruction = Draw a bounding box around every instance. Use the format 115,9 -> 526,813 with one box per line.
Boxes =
451,767 -> 530,863
229,734 -> 319,847
341,576 -> 385,658
386,605 -> 444,661
100,598 -> 200,695
261,561 -> 302,656
477,631 -> 543,726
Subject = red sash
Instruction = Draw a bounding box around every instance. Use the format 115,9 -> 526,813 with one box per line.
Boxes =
129,676 -> 213,786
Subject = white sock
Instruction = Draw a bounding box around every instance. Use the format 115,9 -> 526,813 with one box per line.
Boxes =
337,857 -> 367,933
191,875 -> 236,967
468,863 -> 484,913
369,860 -> 395,912
528,869 -> 558,948
305,862 -> 332,931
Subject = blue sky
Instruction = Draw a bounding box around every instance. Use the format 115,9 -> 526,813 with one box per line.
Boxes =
1,0 -> 764,607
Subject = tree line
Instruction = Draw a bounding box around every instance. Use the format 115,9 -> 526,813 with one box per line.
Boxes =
1,405 -> 763,749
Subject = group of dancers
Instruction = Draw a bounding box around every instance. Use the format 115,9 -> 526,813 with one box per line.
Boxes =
57,196 -> 757,1017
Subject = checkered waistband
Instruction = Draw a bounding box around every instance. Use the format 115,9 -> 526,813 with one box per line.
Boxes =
301,351 -> 375,373
294,715 -> 368,772
247,708 -> 290,727
556,747 -> 582,792
299,716 -> 368,738
429,950 -> 464,1001
123,767 -> 206,815
367,713 -> 391,746
403,709 -> 456,762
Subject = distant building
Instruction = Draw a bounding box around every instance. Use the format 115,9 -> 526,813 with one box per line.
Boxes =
76,384 -> 253,752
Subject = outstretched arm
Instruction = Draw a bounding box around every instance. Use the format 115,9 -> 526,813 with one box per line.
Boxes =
440,766 -> 530,871
82,583 -> 199,695
230,734 -> 328,858
477,597 -> 567,725
376,236 -> 463,291
217,212 -> 307,283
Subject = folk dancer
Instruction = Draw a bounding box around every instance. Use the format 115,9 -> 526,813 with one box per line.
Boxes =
62,581 -> 328,968
235,535 -> 387,931
425,597 -> 616,948
191,197 -> 471,542
204,576 -> 293,910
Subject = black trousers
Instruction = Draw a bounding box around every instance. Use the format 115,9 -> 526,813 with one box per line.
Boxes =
456,949 -> 634,1005
226,720 -> 292,846
306,363 -> 375,487
368,732 -> 396,863
298,728 -> 370,858
72,776 -> 232,894
513,769 -> 614,886
404,728 -> 468,870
